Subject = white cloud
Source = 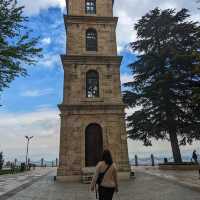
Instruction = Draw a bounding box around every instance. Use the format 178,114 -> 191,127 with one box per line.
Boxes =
38,54 -> 61,69
1,107 -> 199,162
41,37 -> 51,45
120,73 -> 133,84
117,45 -> 123,54
114,0 -> 200,51
21,88 -> 54,97
19,0 -> 66,15
0,108 -> 60,161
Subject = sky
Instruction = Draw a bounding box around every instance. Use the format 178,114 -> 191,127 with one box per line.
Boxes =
0,0 -> 200,162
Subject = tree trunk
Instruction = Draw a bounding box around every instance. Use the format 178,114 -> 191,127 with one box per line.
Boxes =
169,130 -> 182,163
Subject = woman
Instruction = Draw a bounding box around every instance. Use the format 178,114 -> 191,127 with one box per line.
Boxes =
91,149 -> 118,200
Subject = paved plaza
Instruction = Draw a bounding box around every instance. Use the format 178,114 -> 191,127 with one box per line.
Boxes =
0,168 -> 200,200
135,166 -> 200,191
0,168 -> 53,199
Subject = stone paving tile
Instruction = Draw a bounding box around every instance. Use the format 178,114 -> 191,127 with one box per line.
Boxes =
5,171 -> 200,200
0,168 -> 54,198
135,166 -> 200,191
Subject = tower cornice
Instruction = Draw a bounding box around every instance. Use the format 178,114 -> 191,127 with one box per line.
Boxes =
58,104 -> 126,114
64,15 -> 118,25
61,55 -> 123,65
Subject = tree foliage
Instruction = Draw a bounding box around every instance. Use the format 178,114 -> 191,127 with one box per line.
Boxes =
123,8 -> 200,162
0,0 -> 42,93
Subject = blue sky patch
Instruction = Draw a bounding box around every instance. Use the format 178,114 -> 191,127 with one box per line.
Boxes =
0,6 -> 135,114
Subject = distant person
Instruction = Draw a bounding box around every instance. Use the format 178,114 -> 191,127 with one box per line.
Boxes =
192,150 -> 198,164
90,149 -> 118,200
10,163 -> 15,174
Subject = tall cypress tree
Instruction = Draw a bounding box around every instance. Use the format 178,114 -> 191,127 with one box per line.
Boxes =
123,8 -> 200,163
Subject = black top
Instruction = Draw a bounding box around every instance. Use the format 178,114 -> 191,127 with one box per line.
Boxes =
193,152 -> 198,160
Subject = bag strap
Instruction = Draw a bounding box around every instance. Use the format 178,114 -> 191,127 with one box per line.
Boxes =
96,164 -> 111,186
103,164 -> 111,174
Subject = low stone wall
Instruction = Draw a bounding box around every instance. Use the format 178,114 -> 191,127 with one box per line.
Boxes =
159,164 -> 200,170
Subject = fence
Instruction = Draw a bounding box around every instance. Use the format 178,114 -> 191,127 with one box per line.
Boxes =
131,154 -> 200,166
131,154 -> 175,166
3,158 -> 59,168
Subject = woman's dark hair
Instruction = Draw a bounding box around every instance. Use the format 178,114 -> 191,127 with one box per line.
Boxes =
102,149 -> 113,165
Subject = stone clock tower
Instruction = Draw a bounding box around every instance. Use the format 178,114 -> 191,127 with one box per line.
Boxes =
57,0 -> 130,181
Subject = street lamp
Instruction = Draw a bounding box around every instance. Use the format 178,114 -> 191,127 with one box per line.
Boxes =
25,136 -> 33,168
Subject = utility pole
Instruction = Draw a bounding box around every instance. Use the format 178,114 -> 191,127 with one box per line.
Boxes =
25,136 -> 33,168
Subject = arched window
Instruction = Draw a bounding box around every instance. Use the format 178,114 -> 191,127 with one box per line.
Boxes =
86,70 -> 99,98
85,0 -> 96,14
86,29 -> 97,51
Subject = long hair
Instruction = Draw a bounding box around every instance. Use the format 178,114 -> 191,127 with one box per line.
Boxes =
102,149 -> 113,165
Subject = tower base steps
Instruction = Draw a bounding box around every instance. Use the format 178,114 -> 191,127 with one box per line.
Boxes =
81,167 -> 95,184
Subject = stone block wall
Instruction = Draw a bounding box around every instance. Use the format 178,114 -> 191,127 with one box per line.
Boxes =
66,22 -> 117,56
63,63 -> 122,105
67,0 -> 113,17
58,109 -> 130,177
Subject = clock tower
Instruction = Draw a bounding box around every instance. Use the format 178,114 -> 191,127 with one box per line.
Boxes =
57,0 -> 130,181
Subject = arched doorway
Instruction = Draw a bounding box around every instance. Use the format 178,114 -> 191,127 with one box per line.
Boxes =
85,123 -> 103,167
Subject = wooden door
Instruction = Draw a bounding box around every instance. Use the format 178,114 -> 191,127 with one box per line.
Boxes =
85,124 -> 103,167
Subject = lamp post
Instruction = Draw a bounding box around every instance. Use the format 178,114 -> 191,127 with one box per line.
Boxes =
25,136 -> 33,168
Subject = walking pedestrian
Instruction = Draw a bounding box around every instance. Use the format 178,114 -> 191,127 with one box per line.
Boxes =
90,149 -> 118,200
192,150 -> 198,164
